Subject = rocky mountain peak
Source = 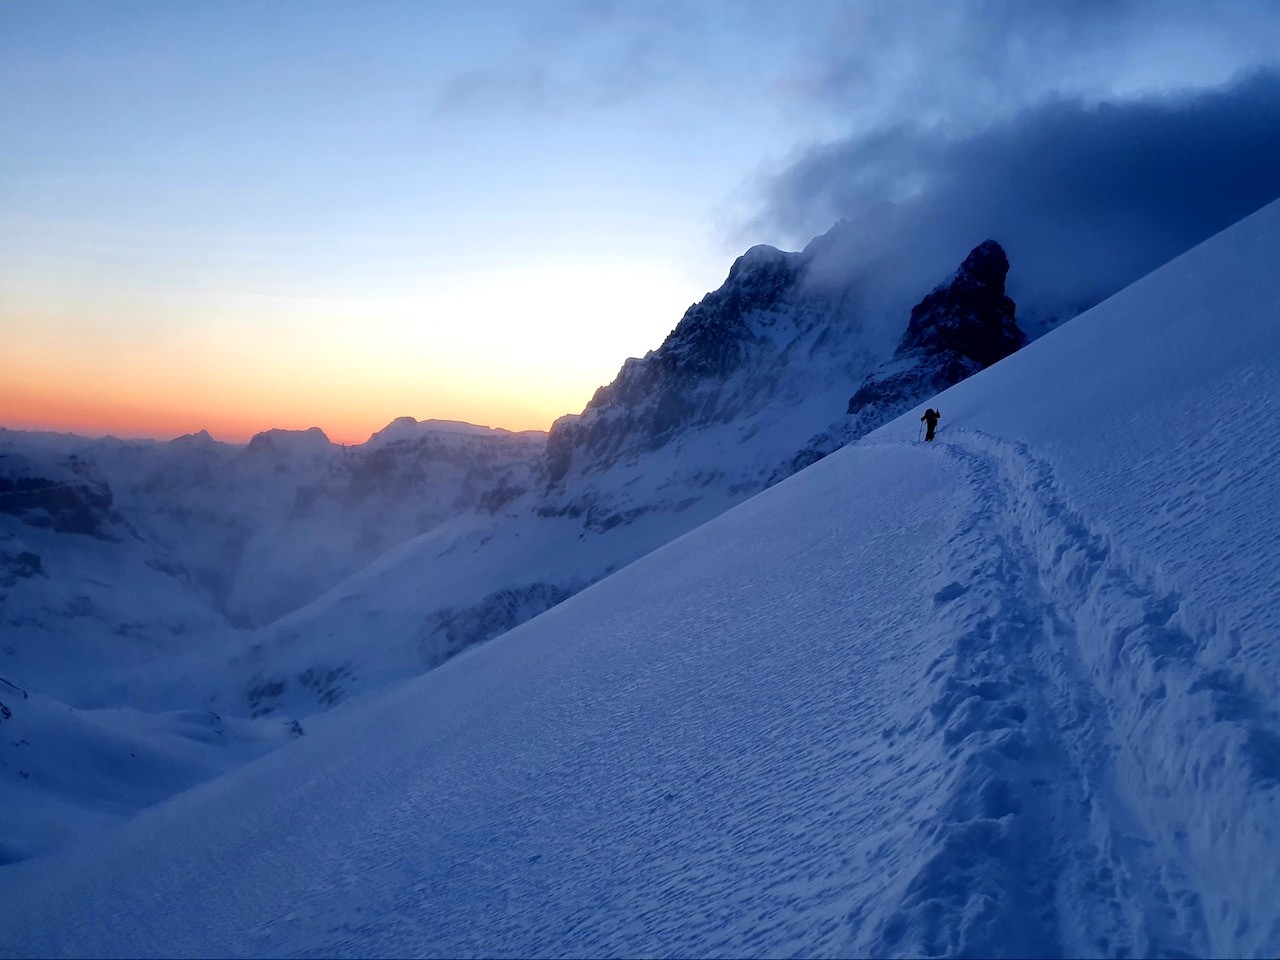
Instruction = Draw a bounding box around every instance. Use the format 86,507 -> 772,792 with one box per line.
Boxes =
773,241 -> 1029,481
172,429 -> 216,445
960,239 -> 1010,290
898,239 -> 1022,367
542,242 -> 824,484
659,244 -> 802,379
246,427 -> 332,456
726,243 -> 791,282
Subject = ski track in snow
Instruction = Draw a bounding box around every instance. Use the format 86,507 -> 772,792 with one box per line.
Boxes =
874,428 -> 1280,958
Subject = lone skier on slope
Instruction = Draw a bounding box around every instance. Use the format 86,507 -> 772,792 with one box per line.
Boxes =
921,408 -> 941,442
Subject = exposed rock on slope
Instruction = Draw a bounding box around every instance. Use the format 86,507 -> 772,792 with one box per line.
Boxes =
0,452 -> 119,539
782,240 -> 1027,477
0,420 -> 546,706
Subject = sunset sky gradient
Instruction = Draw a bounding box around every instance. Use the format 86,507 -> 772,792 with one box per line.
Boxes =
4,1 -> 1279,443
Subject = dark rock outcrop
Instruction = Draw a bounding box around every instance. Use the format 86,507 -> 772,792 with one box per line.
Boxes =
780,240 -> 1027,478
420,582 -> 577,670
0,454 -> 117,539
845,239 -> 1024,416
0,548 -> 45,587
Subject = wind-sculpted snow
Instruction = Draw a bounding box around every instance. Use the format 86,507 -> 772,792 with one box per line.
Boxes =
2,197 -> 1279,957
937,432 -> 1280,956
0,445 -> 970,957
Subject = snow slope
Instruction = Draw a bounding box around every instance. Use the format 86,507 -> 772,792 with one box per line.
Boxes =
203,240 -> 1032,720
0,419 -> 543,860
1,198 -> 1277,956
0,239 -> 1031,859
0,681 -> 297,865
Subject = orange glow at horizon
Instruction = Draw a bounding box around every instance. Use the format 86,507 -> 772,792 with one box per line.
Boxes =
0,258 -> 700,446
0,387 -> 564,446
0,352 -> 578,445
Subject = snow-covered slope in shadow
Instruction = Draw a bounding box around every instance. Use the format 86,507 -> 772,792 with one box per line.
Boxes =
0,679 -> 298,865
1,197 -> 1277,956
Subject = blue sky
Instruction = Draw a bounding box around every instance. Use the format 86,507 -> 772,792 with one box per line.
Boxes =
2,0 -> 1278,441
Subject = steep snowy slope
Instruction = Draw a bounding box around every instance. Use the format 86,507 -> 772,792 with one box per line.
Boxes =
2,198 -> 1277,958
0,222 -> 1103,724
216,240 -> 1031,719
0,681 -> 297,865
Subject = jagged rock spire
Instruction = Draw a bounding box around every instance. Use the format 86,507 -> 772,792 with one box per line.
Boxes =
845,240 -> 1027,416
897,239 -> 1023,368
778,239 -> 1029,481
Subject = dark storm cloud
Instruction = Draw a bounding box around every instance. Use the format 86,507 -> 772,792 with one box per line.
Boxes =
794,0 -> 1280,129
760,69 -> 1280,318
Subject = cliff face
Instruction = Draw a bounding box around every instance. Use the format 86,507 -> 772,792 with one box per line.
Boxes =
543,243 -> 866,487
896,239 -> 1023,369
0,420 -> 547,634
0,452 -> 118,540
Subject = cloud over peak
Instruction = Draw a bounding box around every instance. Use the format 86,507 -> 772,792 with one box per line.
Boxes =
757,68 -> 1280,318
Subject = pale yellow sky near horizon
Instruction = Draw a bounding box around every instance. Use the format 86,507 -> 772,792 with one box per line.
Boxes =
1,256 -> 711,445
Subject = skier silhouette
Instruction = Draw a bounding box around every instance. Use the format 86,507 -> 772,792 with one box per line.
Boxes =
921,408 -> 941,441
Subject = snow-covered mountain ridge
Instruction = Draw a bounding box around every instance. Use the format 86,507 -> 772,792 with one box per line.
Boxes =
207,238 -> 1030,723
544,241 -> 857,481
0,221 -> 1076,713
783,237 -> 1028,476
1,223 -> 1041,861
2,195 -> 1277,957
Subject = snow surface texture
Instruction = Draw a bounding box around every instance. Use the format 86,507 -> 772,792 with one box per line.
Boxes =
1,199 -> 1277,957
